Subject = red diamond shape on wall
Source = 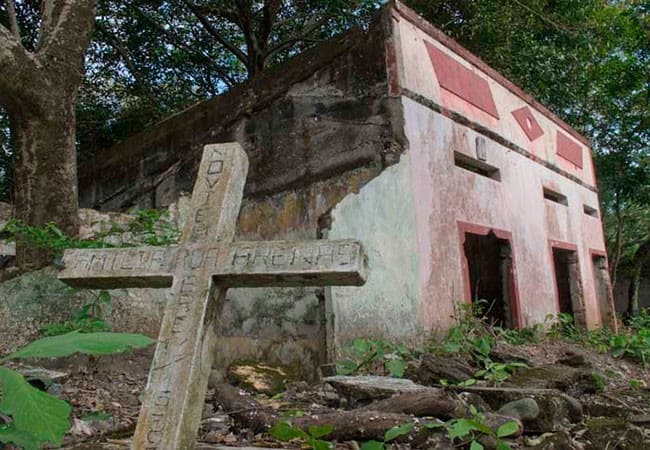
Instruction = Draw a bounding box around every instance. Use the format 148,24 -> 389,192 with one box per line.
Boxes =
511,106 -> 544,141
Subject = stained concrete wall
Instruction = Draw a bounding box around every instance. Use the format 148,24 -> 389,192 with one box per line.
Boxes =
327,153 -> 422,353
326,3 -> 611,351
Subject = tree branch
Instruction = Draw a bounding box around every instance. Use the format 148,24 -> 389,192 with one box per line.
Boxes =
0,25 -> 38,110
5,0 -> 20,41
266,15 -> 330,61
40,0 -> 98,81
182,0 -> 249,69
94,21 -> 158,106
129,5 -> 235,87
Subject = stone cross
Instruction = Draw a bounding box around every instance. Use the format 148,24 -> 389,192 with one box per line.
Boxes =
58,143 -> 368,450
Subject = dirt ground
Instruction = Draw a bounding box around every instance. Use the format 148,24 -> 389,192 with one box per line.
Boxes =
3,337 -> 650,450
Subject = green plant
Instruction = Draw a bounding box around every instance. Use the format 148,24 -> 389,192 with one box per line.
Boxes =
425,406 -> 519,450
41,290 -> 112,337
496,325 -> 543,346
2,210 -> 180,257
0,331 -> 155,449
630,378 -> 647,390
360,422 -> 415,449
269,421 -> 333,450
474,360 -> 528,385
125,209 -> 180,246
336,339 -> 413,378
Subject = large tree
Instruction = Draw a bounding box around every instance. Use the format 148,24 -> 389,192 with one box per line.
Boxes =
0,0 -> 97,268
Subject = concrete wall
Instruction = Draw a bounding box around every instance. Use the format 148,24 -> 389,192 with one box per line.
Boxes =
390,3 -> 609,331
402,97 -> 607,331
328,153 -> 422,352
325,3 -> 612,352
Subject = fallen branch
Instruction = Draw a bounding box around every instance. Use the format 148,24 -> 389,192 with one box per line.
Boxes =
214,383 -> 418,441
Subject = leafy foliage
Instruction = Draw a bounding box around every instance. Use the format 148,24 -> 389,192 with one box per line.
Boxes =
336,338 -> 414,378
1,209 -> 180,258
0,332 -> 155,449
359,422 -> 415,449
424,405 -> 519,450
550,312 -> 650,367
41,290 -> 112,337
269,421 -> 333,450
1,331 -> 154,362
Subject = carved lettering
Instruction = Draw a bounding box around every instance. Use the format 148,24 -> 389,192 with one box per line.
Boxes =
271,247 -> 288,267
252,247 -> 270,266
291,246 -> 313,266
316,244 -> 334,265
336,244 -> 355,266
192,210 -> 209,238
231,246 -> 252,266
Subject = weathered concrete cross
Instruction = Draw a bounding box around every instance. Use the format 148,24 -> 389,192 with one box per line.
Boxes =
58,143 -> 367,450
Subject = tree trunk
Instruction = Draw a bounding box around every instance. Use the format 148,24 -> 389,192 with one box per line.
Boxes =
11,98 -> 79,269
0,0 -> 97,269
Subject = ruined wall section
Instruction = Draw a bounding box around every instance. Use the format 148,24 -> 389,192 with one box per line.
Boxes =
75,8 -> 406,376
79,8 -> 404,212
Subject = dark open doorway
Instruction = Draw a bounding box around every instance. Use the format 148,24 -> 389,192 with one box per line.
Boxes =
463,230 -> 517,328
551,246 -> 585,326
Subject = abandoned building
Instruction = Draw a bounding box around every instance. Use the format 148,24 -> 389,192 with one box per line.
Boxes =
66,2 -> 615,370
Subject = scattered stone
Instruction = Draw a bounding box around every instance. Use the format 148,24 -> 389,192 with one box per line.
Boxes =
583,417 -> 648,448
208,369 -> 225,389
227,361 -> 298,396
407,353 -> 476,385
18,367 -> 69,387
629,415 -> 650,426
558,349 -> 592,368
324,375 -> 433,401
449,386 -> 582,432
489,342 -> 533,367
498,398 -> 540,421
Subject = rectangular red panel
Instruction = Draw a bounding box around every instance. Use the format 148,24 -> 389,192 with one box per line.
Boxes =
556,131 -> 583,168
425,41 -> 500,119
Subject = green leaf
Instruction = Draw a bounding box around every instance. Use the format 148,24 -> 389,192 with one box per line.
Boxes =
423,421 -> 445,429
470,440 -> 485,450
448,419 -> 482,440
496,440 -> 512,450
496,421 -> 519,438
311,438 -> 334,450
385,359 -> 406,378
384,422 -> 413,442
0,368 -> 72,447
309,425 -> 333,439
336,359 -> 358,375
0,424 -> 41,450
5,331 -> 155,361
360,441 -> 385,450
269,421 -> 308,441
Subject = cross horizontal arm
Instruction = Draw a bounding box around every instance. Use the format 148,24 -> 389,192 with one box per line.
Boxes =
218,239 -> 367,287
59,246 -> 177,289
58,239 -> 368,289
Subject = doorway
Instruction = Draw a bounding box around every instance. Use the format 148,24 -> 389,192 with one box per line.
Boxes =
551,246 -> 585,326
463,230 -> 517,328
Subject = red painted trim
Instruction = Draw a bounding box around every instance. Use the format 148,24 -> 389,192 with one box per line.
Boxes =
549,240 -> 578,252
393,1 -> 591,147
424,41 -> 500,119
511,106 -> 544,141
556,131 -> 583,168
589,248 -> 607,258
457,221 -> 522,328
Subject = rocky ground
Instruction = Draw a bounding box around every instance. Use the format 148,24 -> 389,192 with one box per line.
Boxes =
3,337 -> 650,450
